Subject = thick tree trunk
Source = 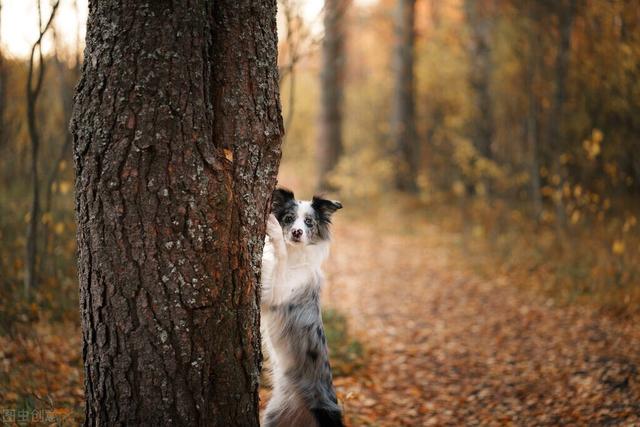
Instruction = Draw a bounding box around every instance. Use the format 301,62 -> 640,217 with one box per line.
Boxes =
71,1 -> 283,425
465,0 -> 495,193
392,0 -> 418,193
317,0 -> 347,191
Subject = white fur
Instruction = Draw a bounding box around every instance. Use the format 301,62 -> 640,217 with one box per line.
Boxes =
261,213 -> 329,306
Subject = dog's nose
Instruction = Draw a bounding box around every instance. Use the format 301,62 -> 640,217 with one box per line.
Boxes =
292,229 -> 303,239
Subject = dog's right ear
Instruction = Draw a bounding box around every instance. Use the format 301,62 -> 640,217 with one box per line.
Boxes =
272,188 -> 295,213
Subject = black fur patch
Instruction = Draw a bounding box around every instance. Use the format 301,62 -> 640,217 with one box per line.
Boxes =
312,196 -> 342,240
272,188 -> 297,223
311,408 -> 344,427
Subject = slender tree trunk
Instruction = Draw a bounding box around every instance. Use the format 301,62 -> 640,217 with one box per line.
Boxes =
71,1 -> 283,425
392,0 -> 418,193
527,89 -> 543,219
40,33 -> 78,280
526,3 -> 543,219
548,0 -> 577,230
317,0 -> 347,191
25,0 -> 59,296
465,0 -> 495,194
0,0 -> 4,152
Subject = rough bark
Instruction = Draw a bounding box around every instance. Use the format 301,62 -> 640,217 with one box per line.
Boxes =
465,0 -> 495,184
392,0 -> 418,193
71,1 -> 283,425
317,0 -> 347,191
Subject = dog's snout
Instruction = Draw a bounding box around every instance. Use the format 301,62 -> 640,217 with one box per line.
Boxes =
292,228 -> 303,238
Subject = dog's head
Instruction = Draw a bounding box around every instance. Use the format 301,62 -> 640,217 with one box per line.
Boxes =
271,188 -> 342,246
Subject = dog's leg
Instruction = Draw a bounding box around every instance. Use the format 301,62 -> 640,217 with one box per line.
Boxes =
262,214 -> 287,306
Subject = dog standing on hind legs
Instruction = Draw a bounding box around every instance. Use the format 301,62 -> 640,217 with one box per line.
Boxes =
260,188 -> 345,427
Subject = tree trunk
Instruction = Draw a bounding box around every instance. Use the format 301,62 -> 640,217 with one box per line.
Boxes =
317,0 -> 347,191
548,0 -> 577,230
71,1 -> 283,425
526,2 -> 543,220
25,0 -> 59,296
465,0 -> 495,193
0,0 -> 4,152
392,0 -> 418,193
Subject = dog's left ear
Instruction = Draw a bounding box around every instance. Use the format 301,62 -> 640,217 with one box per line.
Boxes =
312,196 -> 342,222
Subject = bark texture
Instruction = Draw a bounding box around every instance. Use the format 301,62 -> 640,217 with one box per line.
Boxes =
317,0 -> 347,191
392,0 -> 418,193
71,1 -> 283,425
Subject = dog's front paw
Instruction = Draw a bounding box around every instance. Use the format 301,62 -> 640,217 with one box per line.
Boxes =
266,214 -> 283,242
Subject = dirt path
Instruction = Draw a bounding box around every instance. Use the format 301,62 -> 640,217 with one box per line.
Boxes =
323,219 -> 640,426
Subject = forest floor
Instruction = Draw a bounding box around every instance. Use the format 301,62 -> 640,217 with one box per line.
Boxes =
1,210 -> 639,426
323,213 -> 640,426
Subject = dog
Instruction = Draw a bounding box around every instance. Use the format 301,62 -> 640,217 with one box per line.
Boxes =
260,188 -> 344,427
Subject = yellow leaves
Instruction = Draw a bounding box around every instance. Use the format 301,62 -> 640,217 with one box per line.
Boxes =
604,162 -> 618,179
570,210 -> 581,224
612,240 -> 625,255
583,128 -> 603,160
573,185 -> 583,198
59,181 -> 72,195
452,180 -> 466,197
54,222 -> 66,235
474,183 -> 487,197
41,212 -> 54,225
541,186 -> 555,197
623,216 -> 637,233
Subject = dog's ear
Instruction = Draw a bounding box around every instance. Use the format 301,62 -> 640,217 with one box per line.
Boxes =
272,188 -> 295,213
312,196 -> 342,222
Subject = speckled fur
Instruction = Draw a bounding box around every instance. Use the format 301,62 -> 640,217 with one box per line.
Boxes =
261,189 -> 344,427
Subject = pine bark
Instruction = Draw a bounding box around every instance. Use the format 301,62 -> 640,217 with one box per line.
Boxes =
71,1 -> 283,425
392,0 -> 418,193
317,0 -> 347,191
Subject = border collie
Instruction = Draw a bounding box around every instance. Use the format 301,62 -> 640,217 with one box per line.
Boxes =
260,188 -> 344,427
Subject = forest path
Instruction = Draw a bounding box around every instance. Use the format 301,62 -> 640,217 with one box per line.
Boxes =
323,216 -> 640,426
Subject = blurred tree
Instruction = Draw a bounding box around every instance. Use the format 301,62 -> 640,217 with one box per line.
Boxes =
317,0 -> 348,191
547,0 -> 577,229
392,0 -> 418,192
464,0 -> 495,194
0,0 -> 4,152
524,0 -> 543,218
25,0 -> 59,296
71,1 -> 282,424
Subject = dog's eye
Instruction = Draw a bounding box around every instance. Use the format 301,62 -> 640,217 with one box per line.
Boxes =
304,218 -> 313,227
283,215 -> 294,224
